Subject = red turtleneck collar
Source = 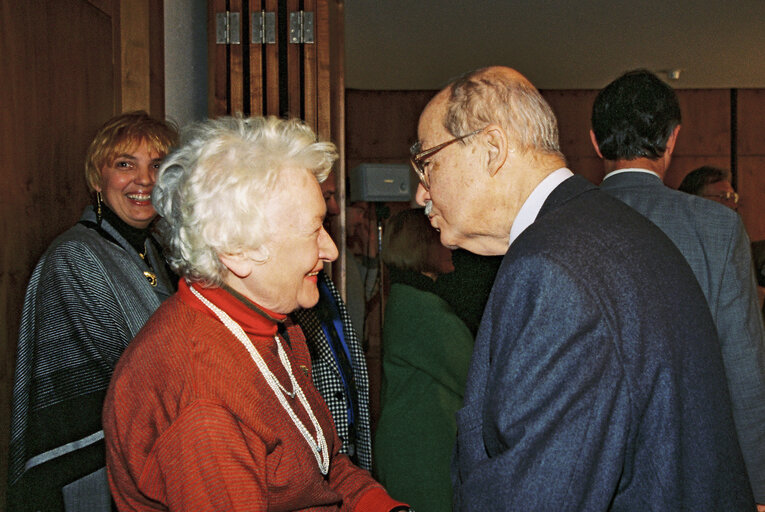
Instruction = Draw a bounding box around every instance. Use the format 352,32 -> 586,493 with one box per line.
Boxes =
177,279 -> 286,339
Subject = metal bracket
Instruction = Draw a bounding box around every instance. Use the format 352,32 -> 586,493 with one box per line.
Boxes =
215,11 -> 241,44
289,11 -> 314,44
252,11 -> 276,44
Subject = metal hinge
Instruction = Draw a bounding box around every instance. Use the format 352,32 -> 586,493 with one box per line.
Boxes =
252,11 -> 276,44
215,11 -> 241,44
289,11 -> 314,44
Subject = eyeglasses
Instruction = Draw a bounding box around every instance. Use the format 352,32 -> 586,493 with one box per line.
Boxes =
703,191 -> 739,205
409,128 -> 484,190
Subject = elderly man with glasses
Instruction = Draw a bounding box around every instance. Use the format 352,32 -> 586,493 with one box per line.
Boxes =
412,65 -> 753,511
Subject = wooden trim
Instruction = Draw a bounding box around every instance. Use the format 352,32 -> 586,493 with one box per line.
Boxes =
209,0 -> 227,115
286,0 -> 302,120
315,0 -> 330,140
329,0 -> 346,299
229,0 -> 244,115
265,0 -> 279,116
249,0 -> 265,115
120,0 -> 151,112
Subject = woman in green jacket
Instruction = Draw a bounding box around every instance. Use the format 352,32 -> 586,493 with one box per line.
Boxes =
374,208 -> 474,512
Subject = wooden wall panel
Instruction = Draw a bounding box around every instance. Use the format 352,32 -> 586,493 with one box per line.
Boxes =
737,90 -> 765,242
120,0 -> 165,116
738,157 -> 765,241
542,90 -> 602,183
542,90 -> 599,157
1,0 -> 119,506
737,90 -> 765,157
345,89 -> 435,171
674,90 -> 731,156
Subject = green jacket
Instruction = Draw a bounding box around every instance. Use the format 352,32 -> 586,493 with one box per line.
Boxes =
374,280 -> 474,512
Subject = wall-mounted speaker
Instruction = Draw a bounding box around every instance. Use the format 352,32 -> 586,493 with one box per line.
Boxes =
349,163 -> 412,202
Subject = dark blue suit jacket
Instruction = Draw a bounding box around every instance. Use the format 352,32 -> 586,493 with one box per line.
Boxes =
453,175 -> 753,510
601,171 -> 765,501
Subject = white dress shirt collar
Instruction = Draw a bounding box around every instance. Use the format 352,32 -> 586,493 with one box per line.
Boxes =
509,167 -> 573,246
602,167 -> 661,181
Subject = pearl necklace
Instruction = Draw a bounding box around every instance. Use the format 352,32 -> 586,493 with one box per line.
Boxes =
190,285 -> 330,475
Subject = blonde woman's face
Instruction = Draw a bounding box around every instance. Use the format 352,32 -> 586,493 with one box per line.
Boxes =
95,141 -> 163,228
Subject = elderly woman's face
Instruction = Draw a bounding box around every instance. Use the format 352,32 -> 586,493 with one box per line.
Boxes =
238,169 -> 338,313
96,140 -> 163,228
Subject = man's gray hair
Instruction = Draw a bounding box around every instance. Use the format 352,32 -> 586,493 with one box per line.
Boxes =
444,68 -> 563,159
152,115 -> 337,286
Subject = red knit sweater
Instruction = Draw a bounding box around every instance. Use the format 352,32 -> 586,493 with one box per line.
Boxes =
103,280 -> 404,511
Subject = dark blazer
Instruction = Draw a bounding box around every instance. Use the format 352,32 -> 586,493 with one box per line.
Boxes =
601,170 -> 765,501
452,175 -> 754,511
292,271 -> 373,471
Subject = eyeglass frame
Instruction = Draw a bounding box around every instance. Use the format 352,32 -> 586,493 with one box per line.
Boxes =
702,191 -> 739,204
409,128 -> 485,189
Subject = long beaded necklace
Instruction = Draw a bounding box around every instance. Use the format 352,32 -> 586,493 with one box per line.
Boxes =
190,285 -> 330,475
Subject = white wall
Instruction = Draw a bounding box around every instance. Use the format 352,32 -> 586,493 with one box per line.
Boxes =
164,0 -> 208,129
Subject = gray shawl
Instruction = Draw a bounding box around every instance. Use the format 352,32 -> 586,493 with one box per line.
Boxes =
8,206 -> 174,511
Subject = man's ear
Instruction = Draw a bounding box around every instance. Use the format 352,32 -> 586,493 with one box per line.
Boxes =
664,125 -> 681,157
589,130 -> 604,159
485,124 -> 508,177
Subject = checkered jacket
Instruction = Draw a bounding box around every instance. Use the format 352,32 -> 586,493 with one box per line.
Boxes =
293,271 -> 372,471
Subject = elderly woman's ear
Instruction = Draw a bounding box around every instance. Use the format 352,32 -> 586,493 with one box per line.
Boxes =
219,247 -> 269,278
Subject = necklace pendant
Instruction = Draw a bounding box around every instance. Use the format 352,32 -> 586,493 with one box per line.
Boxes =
144,271 -> 157,287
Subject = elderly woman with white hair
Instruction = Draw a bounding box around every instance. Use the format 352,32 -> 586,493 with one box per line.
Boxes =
102,116 -> 410,512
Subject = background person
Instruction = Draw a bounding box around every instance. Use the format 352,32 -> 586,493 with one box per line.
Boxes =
7,111 -> 177,512
292,172 -> 373,471
102,116 -> 409,511
678,165 -> 740,211
592,70 -> 765,505
374,208 -> 473,512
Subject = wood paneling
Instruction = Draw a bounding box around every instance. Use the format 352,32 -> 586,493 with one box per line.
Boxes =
345,89 -> 435,172
736,90 -> 765,157
1,0 -> 116,506
737,90 -> 765,241
738,157 -> 765,241
120,0 -> 165,116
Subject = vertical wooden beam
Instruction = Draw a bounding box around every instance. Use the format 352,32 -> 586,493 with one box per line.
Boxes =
120,0 -> 151,112
286,0 -> 302,120
209,0 -> 228,116
302,0 -> 317,130
264,0 -> 279,116
229,0 -> 244,115
328,0 -> 345,298
249,0 -> 265,115
315,0 -> 331,141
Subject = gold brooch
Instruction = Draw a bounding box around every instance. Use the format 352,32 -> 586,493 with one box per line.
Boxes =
144,271 -> 157,287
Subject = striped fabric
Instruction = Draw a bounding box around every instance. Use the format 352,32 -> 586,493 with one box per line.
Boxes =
293,271 -> 373,471
102,282 -> 403,511
8,206 -> 175,511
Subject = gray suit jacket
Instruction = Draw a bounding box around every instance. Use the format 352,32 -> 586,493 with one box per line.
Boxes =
601,170 -> 765,500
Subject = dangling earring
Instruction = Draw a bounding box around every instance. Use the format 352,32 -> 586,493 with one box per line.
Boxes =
96,191 -> 103,224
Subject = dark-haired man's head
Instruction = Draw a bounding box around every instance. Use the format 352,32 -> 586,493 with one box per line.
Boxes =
590,70 -> 681,174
